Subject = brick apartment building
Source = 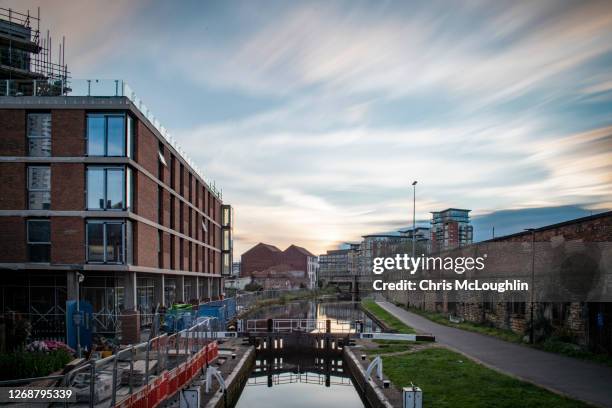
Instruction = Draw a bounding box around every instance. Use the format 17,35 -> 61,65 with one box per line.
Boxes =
0,8 -> 232,339
241,243 -> 318,289
430,208 -> 473,251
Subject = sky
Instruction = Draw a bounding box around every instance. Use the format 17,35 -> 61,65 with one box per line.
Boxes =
4,0 -> 612,256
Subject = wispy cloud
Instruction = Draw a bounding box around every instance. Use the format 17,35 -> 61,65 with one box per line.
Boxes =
6,0 -> 611,255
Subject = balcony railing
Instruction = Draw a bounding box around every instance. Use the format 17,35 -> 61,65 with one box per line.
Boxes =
0,78 -> 222,199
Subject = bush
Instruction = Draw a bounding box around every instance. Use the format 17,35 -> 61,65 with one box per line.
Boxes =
244,282 -> 263,292
0,350 -> 72,381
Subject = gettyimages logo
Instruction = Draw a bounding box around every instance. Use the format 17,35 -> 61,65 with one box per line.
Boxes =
372,254 -> 487,275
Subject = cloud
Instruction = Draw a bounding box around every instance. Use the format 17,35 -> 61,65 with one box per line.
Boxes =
5,0 -> 610,255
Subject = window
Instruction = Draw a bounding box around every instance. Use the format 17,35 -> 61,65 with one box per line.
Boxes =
222,206 -> 231,227
27,113 -> 51,156
222,253 -> 231,275
126,115 -> 134,158
158,141 -> 167,165
87,167 -> 131,210
87,114 -> 127,156
28,166 -> 51,209
87,221 -> 125,263
223,229 -> 230,251
27,219 -> 50,262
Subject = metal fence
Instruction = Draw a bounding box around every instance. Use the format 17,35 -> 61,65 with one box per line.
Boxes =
245,318 -> 355,334
0,317 -> 220,408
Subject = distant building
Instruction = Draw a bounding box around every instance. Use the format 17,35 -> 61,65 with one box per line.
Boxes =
359,234 -> 410,277
241,243 -> 318,289
232,261 -> 241,277
319,249 -> 350,282
430,208 -> 473,251
399,227 -> 430,242
224,275 -> 251,291
319,244 -> 361,284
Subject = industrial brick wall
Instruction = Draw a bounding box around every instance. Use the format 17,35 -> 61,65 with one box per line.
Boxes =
385,212 -> 612,346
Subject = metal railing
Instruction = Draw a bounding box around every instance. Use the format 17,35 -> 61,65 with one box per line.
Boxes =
53,317 -> 218,407
245,318 -> 355,334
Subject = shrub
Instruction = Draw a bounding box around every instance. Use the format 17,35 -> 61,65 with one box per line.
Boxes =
0,350 -> 73,381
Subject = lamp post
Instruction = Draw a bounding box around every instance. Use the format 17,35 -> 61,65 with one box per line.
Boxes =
76,272 -> 85,358
524,228 -> 536,344
412,181 -> 417,260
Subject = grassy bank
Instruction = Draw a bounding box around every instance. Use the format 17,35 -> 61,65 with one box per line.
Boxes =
382,348 -> 590,408
360,299 -> 591,408
402,304 -> 612,367
361,299 -> 416,334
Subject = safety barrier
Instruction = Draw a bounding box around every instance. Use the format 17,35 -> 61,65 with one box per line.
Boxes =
61,317 -> 220,408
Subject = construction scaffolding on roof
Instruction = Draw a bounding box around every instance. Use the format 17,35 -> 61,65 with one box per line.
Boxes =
0,7 -> 69,94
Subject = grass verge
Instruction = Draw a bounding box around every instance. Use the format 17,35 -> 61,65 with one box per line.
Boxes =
361,299 -> 416,334
361,300 -> 592,407
382,348 -> 591,408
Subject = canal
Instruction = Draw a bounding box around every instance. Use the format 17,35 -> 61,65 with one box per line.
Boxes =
234,300 -> 380,407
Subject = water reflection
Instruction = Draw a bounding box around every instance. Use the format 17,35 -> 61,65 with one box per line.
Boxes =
235,353 -> 365,408
246,300 -> 381,333
234,301 -> 378,407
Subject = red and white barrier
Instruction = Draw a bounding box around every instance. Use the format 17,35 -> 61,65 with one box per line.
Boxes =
114,341 -> 219,408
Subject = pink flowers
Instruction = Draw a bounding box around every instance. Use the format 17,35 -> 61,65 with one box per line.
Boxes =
26,340 -> 75,355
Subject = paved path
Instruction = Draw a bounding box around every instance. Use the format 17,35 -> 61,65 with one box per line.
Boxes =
377,301 -> 612,408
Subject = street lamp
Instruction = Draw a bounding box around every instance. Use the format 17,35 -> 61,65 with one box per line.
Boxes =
524,228 -> 536,344
412,181 -> 417,260
76,272 -> 85,358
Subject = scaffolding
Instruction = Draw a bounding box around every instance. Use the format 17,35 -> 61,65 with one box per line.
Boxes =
0,7 -> 69,94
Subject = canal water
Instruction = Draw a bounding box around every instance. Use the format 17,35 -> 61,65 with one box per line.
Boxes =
235,301 -> 379,407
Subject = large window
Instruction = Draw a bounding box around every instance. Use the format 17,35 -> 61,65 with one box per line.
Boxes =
86,221 -> 126,263
87,113 -> 129,156
28,166 -> 51,209
27,219 -> 50,262
86,166 -> 131,210
27,113 -> 52,157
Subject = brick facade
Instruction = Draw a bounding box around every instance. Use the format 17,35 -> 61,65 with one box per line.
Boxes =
0,163 -> 25,209
51,217 -> 84,264
51,109 -> 85,156
0,217 -> 26,262
0,109 -> 25,156
51,163 -> 84,210
0,102 -> 230,340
